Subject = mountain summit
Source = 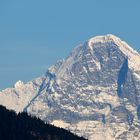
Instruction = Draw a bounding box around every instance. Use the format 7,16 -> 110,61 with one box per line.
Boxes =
0,35 -> 140,140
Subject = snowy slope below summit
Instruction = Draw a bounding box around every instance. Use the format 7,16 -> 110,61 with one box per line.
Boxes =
0,60 -> 64,113
1,34 -> 140,140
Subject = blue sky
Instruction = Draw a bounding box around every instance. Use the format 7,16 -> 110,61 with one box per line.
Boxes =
0,0 -> 140,89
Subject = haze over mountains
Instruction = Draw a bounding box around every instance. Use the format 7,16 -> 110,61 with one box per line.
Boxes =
0,34 -> 140,140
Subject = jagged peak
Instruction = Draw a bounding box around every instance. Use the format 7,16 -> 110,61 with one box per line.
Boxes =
14,80 -> 24,89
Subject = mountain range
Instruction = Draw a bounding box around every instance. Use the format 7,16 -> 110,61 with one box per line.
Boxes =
0,34 -> 140,140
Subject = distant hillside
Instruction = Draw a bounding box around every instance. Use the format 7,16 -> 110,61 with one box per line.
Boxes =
0,105 -> 87,140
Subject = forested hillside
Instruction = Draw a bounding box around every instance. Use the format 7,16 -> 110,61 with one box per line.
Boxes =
0,105 -> 86,140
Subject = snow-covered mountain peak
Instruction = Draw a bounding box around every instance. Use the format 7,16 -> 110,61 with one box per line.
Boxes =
14,80 -> 24,89
88,34 -> 131,52
88,34 -> 120,44
1,34 -> 140,140
87,34 -> 140,71
46,34 -> 140,86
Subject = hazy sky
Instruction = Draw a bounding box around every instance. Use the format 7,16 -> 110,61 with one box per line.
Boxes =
0,0 -> 140,89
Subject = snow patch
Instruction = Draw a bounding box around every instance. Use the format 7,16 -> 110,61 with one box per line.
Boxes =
14,80 -> 24,89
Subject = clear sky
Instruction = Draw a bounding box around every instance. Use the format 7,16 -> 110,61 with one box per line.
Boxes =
0,0 -> 140,89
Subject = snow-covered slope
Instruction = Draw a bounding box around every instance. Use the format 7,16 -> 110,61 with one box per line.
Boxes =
1,34 -> 140,140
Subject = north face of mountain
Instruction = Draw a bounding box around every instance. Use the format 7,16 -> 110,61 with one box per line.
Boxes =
0,34 -> 140,140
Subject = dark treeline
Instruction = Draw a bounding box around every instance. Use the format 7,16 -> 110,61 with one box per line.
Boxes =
0,105 -> 87,140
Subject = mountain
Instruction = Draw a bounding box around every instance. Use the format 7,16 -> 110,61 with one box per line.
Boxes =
0,105 -> 86,140
0,34 -> 140,140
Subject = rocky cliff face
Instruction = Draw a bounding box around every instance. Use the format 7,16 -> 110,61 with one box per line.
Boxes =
0,34 -> 140,140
